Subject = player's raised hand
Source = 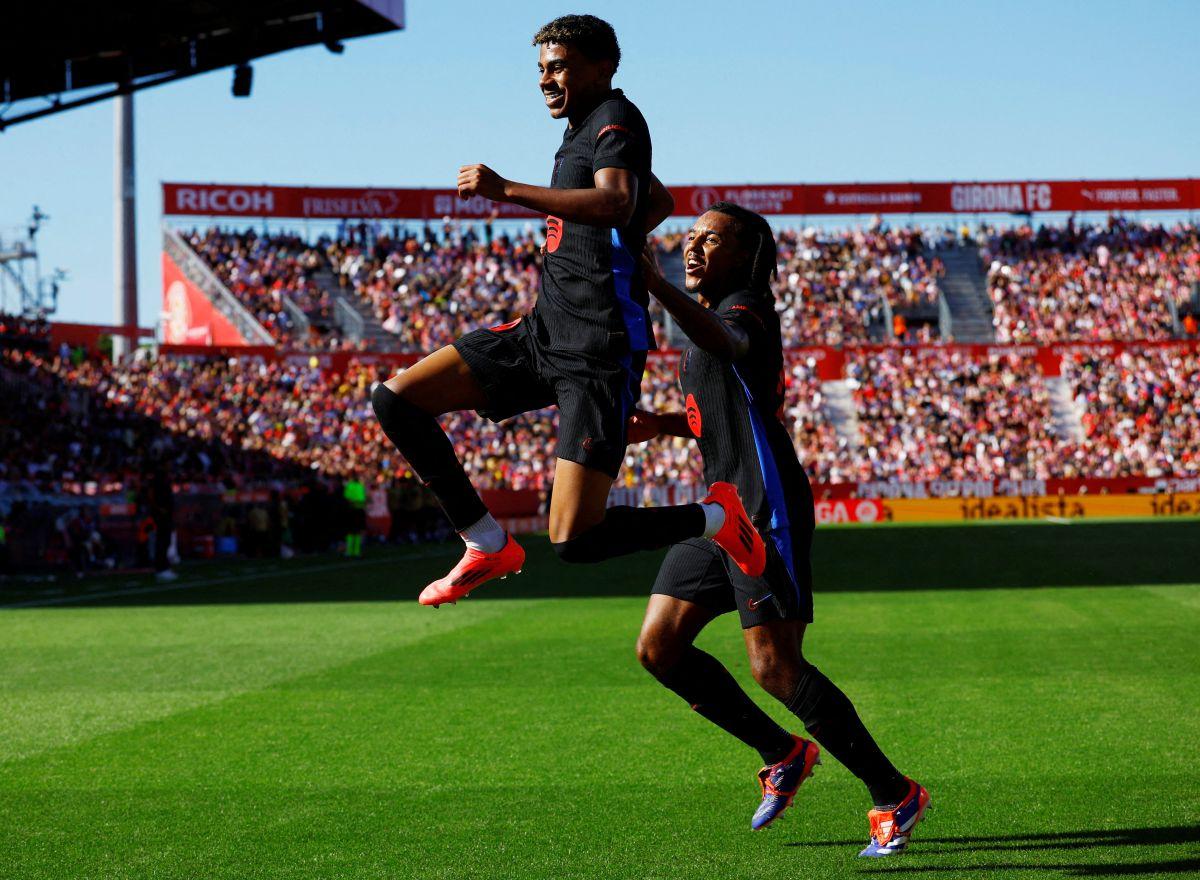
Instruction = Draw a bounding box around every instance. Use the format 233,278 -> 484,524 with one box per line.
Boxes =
458,164 -> 509,202
626,409 -> 661,444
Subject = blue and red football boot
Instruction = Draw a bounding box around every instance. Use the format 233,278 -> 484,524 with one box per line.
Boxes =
858,778 -> 931,857
417,533 -> 524,607
751,735 -> 821,830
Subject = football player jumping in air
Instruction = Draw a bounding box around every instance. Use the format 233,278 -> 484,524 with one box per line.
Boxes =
372,16 -> 765,606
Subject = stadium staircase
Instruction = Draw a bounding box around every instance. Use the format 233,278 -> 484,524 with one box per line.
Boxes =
937,246 -> 995,342
820,379 -> 861,449
310,267 -> 400,351
1046,376 -> 1086,443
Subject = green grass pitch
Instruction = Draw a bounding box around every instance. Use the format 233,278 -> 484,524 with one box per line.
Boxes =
2,520 -> 1198,879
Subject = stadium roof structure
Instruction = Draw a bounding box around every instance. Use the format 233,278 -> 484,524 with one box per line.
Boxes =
0,0 -> 405,130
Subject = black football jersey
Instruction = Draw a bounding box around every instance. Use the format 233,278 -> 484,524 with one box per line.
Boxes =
679,291 -> 816,544
532,89 -> 654,360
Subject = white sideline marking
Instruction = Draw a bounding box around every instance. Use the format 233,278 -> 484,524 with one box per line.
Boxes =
0,549 -> 453,609
1043,516 -> 1073,525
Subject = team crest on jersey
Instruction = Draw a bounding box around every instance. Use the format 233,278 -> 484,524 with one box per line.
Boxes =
545,216 -> 563,253
686,393 -> 702,437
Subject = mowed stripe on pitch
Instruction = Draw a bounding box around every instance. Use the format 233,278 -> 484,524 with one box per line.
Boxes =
0,598 -> 515,762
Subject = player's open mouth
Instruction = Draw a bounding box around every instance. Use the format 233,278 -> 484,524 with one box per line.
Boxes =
544,91 -> 565,109
685,255 -> 705,276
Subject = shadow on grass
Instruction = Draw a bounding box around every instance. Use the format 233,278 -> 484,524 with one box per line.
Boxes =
863,860 -> 1200,876
789,825 -> 1200,877
5,519 -> 1199,607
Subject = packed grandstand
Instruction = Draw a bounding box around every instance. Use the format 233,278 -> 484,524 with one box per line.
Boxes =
176,215 -> 1198,350
2,212 -> 1199,570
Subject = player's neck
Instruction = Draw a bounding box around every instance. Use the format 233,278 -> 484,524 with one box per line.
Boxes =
567,85 -> 616,128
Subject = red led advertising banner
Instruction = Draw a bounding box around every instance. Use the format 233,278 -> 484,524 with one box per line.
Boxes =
164,178 -> 1198,220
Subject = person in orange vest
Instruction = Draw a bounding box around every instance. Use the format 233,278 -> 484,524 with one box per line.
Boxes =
1184,312 -> 1198,338
892,313 -> 908,340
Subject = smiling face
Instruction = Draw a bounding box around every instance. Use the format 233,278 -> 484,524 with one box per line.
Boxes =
537,42 -> 613,122
682,211 -> 749,303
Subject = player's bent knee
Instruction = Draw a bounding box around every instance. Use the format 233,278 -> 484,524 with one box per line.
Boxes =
635,631 -> 682,678
550,532 -> 599,564
749,645 -> 803,701
372,383 -> 420,432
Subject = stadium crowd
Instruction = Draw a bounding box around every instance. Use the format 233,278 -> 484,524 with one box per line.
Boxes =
189,219 -> 952,352
983,219 -> 1200,343
5,326 -> 1200,574
8,335 -> 1200,501
6,212 -> 1200,573
1062,347 -> 1200,477
772,224 -> 943,345
11,340 -> 1200,509
184,229 -> 342,346
184,217 -> 1200,353
843,349 -> 1065,481
0,312 -> 50,347
327,222 -> 543,352
0,345 -> 841,494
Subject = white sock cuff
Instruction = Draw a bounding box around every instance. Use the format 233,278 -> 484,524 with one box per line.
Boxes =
460,513 -> 507,554
699,502 -> 725,539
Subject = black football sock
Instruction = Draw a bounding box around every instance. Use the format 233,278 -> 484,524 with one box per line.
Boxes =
783,663 -> 909,808
656,646 -> 795,765
370,384 -> 488,531
551,504 -> 705,563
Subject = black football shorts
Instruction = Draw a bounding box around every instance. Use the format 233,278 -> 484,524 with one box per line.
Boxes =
652,528 -> 814,628
453,317 -> 645,479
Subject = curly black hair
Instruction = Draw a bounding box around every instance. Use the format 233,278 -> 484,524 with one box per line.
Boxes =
532,14 -> 621,70
707,201 -> 778,295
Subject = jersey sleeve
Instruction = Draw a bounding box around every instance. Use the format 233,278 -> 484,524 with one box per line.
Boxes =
591,101 -> 648,175
720,298 -> 769,357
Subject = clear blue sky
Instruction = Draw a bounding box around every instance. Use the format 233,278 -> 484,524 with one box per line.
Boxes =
1,0 -> 1197,325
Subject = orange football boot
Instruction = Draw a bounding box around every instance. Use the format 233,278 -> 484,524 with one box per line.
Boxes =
703,481 -> 766,576
418,533 -> 525,607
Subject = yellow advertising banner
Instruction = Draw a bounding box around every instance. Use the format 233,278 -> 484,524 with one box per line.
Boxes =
878,493 -> 1200,524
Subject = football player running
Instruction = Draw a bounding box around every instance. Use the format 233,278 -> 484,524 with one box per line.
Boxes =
631,203 -> 929,856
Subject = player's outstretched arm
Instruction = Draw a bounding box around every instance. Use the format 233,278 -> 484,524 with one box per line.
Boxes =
639,244 -> 749,362
458,164 -> 637,228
